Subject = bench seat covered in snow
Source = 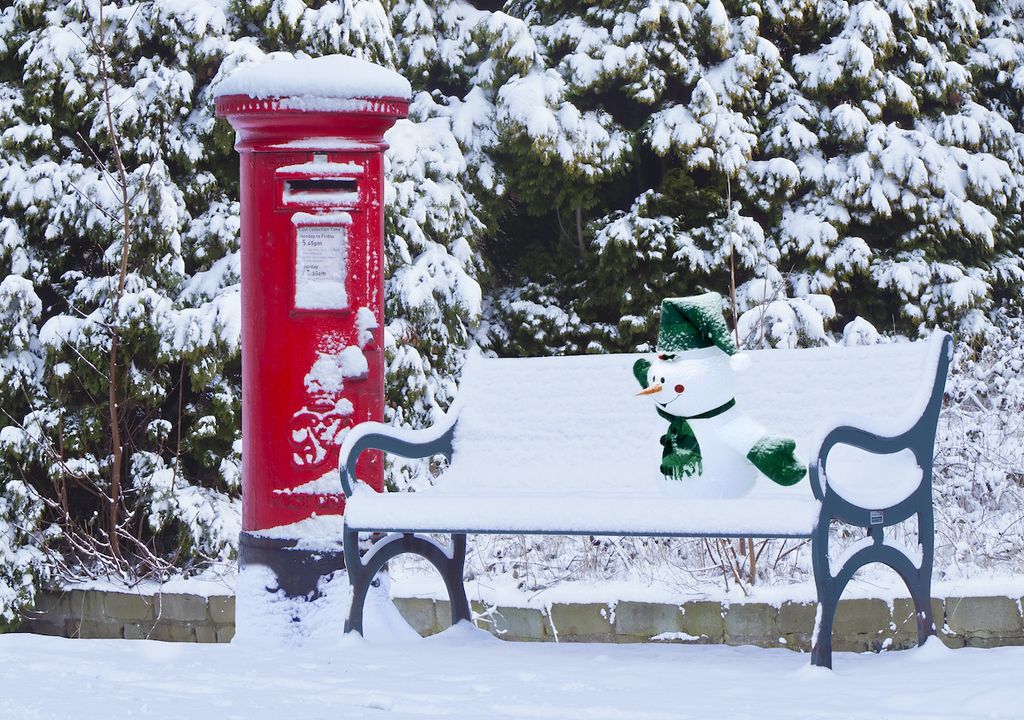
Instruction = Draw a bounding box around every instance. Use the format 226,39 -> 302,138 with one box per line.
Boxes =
339,331 -> 953,668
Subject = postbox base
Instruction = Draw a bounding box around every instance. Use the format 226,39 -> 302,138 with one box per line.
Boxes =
238,531 -> 346,599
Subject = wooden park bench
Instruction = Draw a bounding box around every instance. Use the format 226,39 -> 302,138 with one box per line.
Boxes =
338,330 -> 953,667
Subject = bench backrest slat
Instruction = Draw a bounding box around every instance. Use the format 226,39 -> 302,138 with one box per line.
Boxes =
441,334 -> 944,498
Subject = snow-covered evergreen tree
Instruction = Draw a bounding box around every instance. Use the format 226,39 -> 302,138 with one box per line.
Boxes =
465,0 -> 1024,351
0,0 -> 490,620
0,0 -> 1022,622
0,0 -> 244,608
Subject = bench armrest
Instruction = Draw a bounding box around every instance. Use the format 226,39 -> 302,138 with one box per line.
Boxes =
808,426 -> 919,503
338,414 -> 458,497
808,331 -> 953,507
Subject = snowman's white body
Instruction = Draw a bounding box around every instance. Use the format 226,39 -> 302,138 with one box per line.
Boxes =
644,346 -> 764,498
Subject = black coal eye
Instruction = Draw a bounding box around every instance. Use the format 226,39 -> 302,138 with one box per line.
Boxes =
660,377 -> 665,383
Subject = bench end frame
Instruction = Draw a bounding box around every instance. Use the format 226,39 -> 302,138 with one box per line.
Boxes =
809,332 -> 952,667
339,419 -> 467,636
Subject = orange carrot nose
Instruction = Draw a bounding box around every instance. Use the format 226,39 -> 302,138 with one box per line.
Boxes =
635,383 -> 663,396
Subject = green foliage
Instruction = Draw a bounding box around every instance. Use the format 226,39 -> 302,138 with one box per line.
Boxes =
0,1 -> 245,608
0,0 -> 491,620
458,0 -> 1024,352
0,0 -> 1021,622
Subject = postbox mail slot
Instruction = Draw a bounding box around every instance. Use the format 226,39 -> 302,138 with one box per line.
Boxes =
277,155 -> 365,208
287,178 -> 358,194
283,178 -> 359,206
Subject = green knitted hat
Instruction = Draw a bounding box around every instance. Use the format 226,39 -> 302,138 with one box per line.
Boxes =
657,292 -> 737,356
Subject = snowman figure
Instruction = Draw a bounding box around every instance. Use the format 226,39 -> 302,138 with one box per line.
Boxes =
633,293 -> 805,498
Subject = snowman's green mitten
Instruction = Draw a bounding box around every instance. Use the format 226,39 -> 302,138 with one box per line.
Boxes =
633,358 -> 652,388
747,436 -> 806,486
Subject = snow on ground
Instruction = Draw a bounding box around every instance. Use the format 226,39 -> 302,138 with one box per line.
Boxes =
1,622 -> 1021,719
5,573 -> 1024,719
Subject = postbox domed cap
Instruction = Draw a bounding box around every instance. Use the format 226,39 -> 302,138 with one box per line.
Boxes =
214,53 -> 412,102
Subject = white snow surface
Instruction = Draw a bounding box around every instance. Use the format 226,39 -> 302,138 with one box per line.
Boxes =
348,484 -> 818,536
1,628 -> 1021,719
290,211 -> 353,226
276,160 -> 364,176
249,514 -> 346,552
304,346 -> 368,396
345,334 -> 945,535
275,468 -> 344,496
214,53 -> 411,101
271,137 -> 376,150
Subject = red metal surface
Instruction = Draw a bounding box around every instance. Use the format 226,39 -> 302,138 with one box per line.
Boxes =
217,95 -> 408,532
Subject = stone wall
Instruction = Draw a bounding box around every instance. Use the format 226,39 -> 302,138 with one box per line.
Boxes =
18,590 -> 1024,652
21,590 -> 235,643
396,595 -> 1024,651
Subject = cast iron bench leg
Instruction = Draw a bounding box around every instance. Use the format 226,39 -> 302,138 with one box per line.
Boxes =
811,514 -> 836,668
344,525 -> 471,635
811,506 -> 935,668
448,533 -> 472,624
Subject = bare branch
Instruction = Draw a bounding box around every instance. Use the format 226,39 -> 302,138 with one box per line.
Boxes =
67,181 -> 119,223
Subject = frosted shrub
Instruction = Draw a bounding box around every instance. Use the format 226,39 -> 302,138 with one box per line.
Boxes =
933,306 -> 1024,578
0,480 -> 47,630
0,2 -> 251,613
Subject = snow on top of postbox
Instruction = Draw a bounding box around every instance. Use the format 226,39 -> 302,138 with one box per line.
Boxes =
214,53 -> 411,102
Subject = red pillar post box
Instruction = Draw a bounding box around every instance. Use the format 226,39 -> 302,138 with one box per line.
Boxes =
216,56 -> 409,595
